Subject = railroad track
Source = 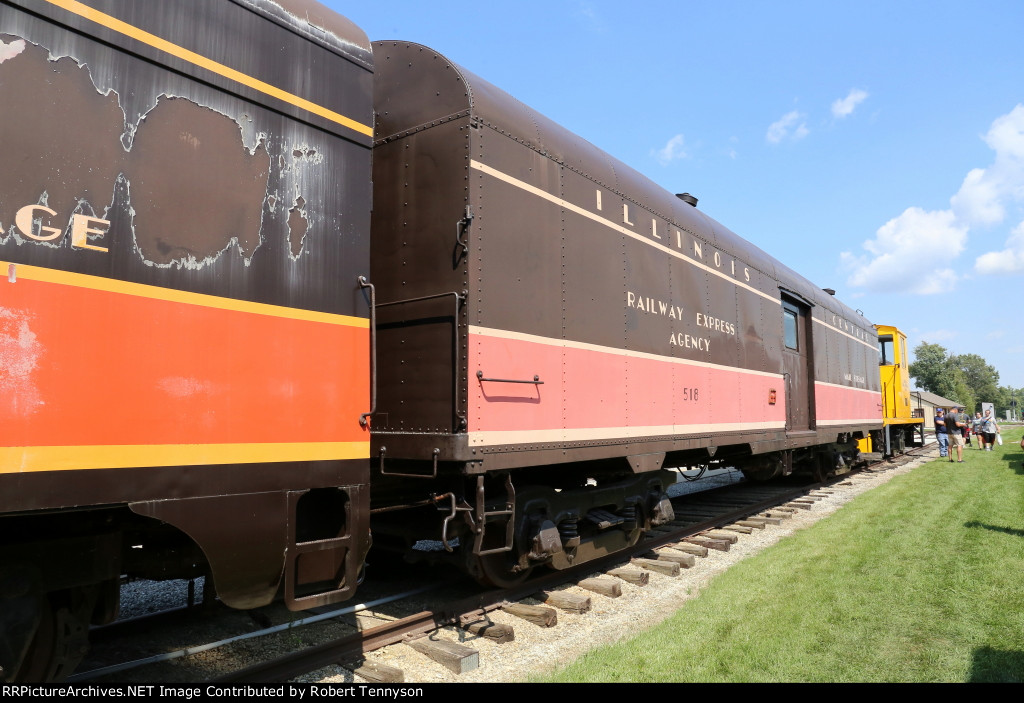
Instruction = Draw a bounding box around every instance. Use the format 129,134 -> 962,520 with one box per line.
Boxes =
71,449 -> 933,684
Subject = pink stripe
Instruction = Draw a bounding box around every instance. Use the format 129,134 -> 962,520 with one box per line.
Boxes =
814,383 -> 882,423
469,333 -> 786,433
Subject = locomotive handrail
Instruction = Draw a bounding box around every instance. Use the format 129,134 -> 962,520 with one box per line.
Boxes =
455,204 -> 473,258
358,276 -> 376,427
476,370 -> 544,385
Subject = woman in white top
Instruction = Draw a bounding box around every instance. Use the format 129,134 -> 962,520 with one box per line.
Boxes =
981,410 -> 1000,450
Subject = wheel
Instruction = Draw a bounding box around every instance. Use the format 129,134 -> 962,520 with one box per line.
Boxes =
14,589 -> 93,682
465,550 -> 533,589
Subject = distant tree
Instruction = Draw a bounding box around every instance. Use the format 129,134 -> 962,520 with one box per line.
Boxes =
951,353 -> 1000,407
909,343 -> 1007,412
909,342 -> 963,402
996,385 -> 1023,419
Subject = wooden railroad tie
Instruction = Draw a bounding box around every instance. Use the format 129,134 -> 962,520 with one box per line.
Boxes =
405,635 -> 479,674
754,515 -> 784,525
537,590 -> 592,613
652,548 -> 696,568
670,541 -> 708,557
785,502 -> 813,510
719,525 -> 753,534
608,566 -> 649,586
631,557 -> 680,576
502,602 -> 557,628
736,518 -> 767,529
704,530 -> 740,543
350,660 -> 405,684
682,536 -> 730,552
577,577 -> 622,598
460,616 -> 515,643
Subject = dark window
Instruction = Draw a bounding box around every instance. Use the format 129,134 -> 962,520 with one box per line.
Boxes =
783,308 -> 798,350
879,334 -> 894,365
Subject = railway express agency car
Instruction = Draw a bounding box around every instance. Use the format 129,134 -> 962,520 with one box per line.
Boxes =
368,42 -> 883,584
1,0 -> 372,680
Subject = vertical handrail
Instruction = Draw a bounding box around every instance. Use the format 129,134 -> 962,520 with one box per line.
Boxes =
358,276 -> 376,427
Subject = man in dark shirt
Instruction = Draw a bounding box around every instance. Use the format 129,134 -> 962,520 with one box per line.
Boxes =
946,406 -> 968,462
934,407 -> 948,458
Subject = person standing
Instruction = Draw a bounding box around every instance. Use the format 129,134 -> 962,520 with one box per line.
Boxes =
981,409 -> 1000,451
934,407 -> 948,458
946,406 -> 968,463
972,412 -> 986,450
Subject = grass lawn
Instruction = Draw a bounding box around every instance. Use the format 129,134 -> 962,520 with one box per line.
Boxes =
543,427 -> 1024,683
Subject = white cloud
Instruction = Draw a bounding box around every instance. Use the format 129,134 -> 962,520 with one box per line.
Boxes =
844,104 -> 1024,291
975,220 -> 1024,274
841,207 -> 966,294
766,111 -> 808,144
653,134 -> 687,165
963,104 -> 1024,272
831,89 -> 868,119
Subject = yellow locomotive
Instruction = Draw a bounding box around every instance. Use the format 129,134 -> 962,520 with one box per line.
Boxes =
858,324 -> 925,455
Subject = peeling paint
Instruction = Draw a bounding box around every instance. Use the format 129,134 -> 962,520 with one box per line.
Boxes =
0,38 -> 125,243
0,37 -> 25,63
0,307 -> 44,418
127,97 -> 271,266
287,196 -> 309,258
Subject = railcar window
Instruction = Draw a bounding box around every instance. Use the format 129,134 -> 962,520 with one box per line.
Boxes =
783,309 -> 798,350
879,334 -> 894,365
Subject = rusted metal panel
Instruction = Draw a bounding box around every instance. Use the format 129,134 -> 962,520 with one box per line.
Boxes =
1,0 -> 372,313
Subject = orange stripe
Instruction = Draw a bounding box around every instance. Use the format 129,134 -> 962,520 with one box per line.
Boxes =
1,275 -> 369,456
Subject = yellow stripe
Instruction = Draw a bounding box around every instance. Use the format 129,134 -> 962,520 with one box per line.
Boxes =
2,442 -> 369,473
42,0 -> 373,137
5,261 -> 369,328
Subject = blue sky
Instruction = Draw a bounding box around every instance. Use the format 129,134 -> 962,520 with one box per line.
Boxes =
329,0 -> 1024,390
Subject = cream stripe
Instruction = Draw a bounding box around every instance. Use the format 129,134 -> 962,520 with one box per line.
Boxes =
816,419 -> 882,426
811,316 -> 877,351
470,160 -> 779,304
469,325 -> 784,380
469,422 -> 786,447
5,262 -> 368,328
42,0 -> 373,137
815,380 -> 883,396
2,442 -> 369,474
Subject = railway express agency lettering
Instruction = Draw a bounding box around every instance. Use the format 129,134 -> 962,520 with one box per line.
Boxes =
626,291 -> 684,319
695,312 -> 736,336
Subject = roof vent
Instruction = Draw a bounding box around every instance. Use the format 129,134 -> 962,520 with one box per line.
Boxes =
676,193 -> 698,207
822,288 -> 836,296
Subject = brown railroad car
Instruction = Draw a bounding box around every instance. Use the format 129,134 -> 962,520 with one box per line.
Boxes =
367,42 -> 882,585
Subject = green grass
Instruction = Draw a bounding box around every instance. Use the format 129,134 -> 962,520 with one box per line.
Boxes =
543,428 -> 1024,682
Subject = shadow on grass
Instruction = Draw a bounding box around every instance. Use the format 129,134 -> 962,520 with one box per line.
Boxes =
963,520 -> 1024,538
969,646 -> 1024,682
